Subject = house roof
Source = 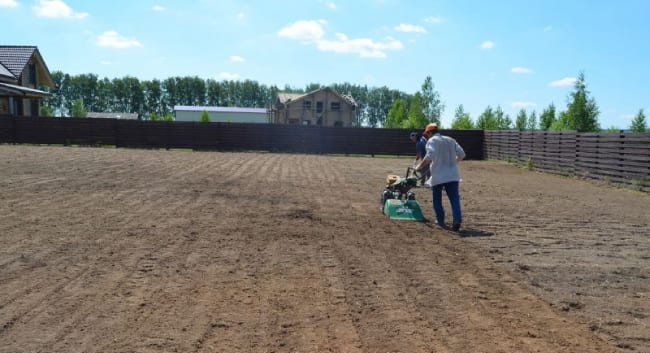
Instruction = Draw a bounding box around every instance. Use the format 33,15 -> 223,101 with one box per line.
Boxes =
87,112 -> 139,120
174,106 -> 268,114
0,82 -> 51,98
0,45 -> 54,87
0,62 -> 13,81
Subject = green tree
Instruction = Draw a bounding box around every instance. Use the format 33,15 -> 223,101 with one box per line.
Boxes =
630,109 -> 647,132
476,106 -> 497,129
528,111 -> 538,131
385,98 -> 408,128
70,99 -> 87,117
39,105 -> 54,117
402,93 -> 428,129
451,104 -> 474,129
494,106 -> 512,130
162,113 -> 174,121
539,103 -> 556,131
420,76 -> 444,125
565,72 -> 600,132
200,110 -> 211,123
515,109 -> 528,131
550,111 -> 571,131
143,79 -> 163,117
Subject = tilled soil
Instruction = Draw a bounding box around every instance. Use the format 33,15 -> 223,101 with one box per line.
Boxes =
0,145 -> 648,353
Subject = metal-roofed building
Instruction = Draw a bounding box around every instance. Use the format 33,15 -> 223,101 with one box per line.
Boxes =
174,106 -> 270,123
0,45 -> 54,116
87,112 -> 139,120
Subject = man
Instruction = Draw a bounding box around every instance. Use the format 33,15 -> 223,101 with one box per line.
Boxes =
410,132 -> 430,186
415,123 -> 466,231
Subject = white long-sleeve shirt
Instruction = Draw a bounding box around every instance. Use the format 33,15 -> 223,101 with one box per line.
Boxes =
423,133 -> 466,186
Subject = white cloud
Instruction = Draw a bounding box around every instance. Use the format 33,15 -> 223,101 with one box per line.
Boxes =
512,102 -> 536,108
544,25 -> 553,32
0,0 -> 18,8
230,55 -> 245,62
33,0 -> 88,19
480,41 -> 494,49
549,77 -> 577,87
278,20 -> 403,58
96,31 -> 142,49
100,60 -> 112,65
219,72 -> 240,80
278,19 -> 326,42
511,67 -> 533,74
425,16 -> 444,24
152,5 -> 165,11
394,23 -> 427,33
327,2 -> 336,10
316,33 -> 403,58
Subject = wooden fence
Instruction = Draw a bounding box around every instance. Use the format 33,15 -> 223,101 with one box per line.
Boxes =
0,115 -> 484,159
485,130 -> 650,191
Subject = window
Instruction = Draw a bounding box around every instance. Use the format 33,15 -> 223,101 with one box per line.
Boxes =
28,64 -> 36,85
303,100 -> 312,110
30,99 -> 39,116
334,121 -> 344,127
289,118 -> 300,124
330,102 -> 340,111
316,101 -> 323,113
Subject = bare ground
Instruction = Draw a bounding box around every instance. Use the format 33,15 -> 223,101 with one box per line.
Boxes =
0,145 -> 648,353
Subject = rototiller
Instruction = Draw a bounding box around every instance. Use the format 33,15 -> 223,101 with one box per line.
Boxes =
380,167 -> 424,221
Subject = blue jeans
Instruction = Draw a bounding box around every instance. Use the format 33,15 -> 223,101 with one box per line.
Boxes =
431,181 -> 462,226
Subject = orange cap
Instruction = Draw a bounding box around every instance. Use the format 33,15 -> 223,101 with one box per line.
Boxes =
423,123 -> 438,134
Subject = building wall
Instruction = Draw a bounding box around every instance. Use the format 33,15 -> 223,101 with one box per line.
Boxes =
174,110 -> 269,123
19,58 -> 39,116
277,90 -> 356,127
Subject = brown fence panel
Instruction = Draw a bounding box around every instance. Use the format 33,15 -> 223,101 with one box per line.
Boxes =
0,115 -> 13,143
484,130 -> 649,191
1,116 -> 483,158
14,116 -> 68,144
576,133 -> 650,187
65,118 -> 117,145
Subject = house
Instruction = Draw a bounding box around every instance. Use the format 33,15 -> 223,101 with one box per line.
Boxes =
0,46 -> 54,116
174,106 -> 270,123
271,87 -> 358,127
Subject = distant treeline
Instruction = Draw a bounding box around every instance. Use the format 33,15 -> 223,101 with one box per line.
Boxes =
42,71 -> 412,127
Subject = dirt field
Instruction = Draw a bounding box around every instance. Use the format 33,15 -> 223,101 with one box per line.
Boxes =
0,145 -> 648,353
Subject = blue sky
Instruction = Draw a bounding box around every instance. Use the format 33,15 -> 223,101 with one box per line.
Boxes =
2,0 -> 649,128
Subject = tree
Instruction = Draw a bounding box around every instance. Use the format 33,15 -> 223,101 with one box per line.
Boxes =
550,110 -> 571,131
402,93 -> 428,129
70,99 -> 87,117
528,111 -> 537,131
539,103 -> 556,131
200,110 -> 210,123
39,105 -> 54,117
630,109 -> 647,132
451,104 -> 474,129
565,72 -> 600,132
515,109 -> 528,131
494,106 -> 512,130
385,98 -> 408,128
366,86 -> 403,127
476,106 -> 497,130
420,76 -> 444,125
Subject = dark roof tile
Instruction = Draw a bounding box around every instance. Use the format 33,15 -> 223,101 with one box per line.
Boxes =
0,45 -> 37,78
